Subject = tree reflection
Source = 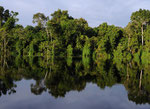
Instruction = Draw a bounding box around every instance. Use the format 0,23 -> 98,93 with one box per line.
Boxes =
0,61 -> 17,96
0,56 -> 150,104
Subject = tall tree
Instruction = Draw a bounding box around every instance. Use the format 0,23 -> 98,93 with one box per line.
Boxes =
131,9 -> 150,46
33,13 -> 48,28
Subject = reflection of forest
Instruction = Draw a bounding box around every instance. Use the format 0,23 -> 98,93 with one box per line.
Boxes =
0,56 -> 150,104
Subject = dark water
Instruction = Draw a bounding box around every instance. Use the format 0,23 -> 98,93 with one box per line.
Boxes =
0,57 -> 150,109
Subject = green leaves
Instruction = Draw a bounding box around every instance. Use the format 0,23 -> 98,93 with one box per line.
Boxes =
1,6 -> 150,63
67,44 -> 73,57
131,9 -> 150,24
33,13 -> 48,28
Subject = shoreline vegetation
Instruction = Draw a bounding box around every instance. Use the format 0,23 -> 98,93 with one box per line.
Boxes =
0,6 -> 150,64
1,6 -> 150,105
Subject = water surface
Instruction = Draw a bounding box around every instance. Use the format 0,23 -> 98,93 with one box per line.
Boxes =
0,57 -> 150,109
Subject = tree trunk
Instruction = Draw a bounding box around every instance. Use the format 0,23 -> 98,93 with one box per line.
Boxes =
126,63 -> 129,81
139,70 -> 143,89
45,27 -> 49,39
46,47 -> 48,62
141,25 -> 144,46
128,36 -> 131,51
4,37 -> 6,58
50,31 -> 53,56
53,44 -> 54,56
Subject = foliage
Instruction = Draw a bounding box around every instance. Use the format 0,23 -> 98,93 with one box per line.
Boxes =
0,6 -> 150,64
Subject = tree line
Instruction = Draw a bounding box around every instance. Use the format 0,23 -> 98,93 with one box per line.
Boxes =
1,6 -> 150,63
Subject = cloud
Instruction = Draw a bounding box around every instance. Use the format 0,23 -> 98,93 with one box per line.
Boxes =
1,0 -> 150,27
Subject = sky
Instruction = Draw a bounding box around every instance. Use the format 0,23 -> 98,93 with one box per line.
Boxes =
0,0 -> 150,27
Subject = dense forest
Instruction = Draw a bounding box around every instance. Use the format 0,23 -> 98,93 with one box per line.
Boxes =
1,5 -> 150,105
1,6 -> 150,64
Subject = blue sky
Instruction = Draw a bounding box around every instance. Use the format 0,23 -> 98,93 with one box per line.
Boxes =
0,0 -> 150,27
